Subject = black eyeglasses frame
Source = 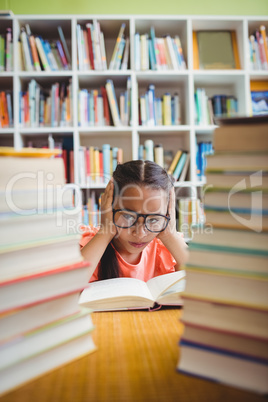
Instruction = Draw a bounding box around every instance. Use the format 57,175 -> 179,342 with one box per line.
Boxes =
112,208 -> 170,233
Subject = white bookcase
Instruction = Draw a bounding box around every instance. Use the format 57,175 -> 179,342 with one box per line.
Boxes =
0,14 -> 268,201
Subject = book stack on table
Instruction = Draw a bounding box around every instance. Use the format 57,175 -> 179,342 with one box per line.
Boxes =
177,116 -> 268,394
0,148 -> 96,396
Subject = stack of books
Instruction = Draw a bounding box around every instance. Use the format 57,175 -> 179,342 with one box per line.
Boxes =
0,147 -> 96,396
177,115 -> 268,394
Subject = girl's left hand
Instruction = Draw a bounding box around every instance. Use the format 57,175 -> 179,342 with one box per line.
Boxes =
157,187 -> 177,241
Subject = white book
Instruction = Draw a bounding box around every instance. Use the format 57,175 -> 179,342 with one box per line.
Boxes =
100,31 -> 107,70
121,37 -> 129,70
20,29 -> 33,71
35,37 -> 51,71
79,270 -> 186,311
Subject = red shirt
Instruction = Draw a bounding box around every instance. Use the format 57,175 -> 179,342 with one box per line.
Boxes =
80,226 -> 177,282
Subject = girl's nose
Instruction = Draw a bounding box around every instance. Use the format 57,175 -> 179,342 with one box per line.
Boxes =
132,217 -> 147,236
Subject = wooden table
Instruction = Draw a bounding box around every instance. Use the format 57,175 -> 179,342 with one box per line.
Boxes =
0,308 -> 266,402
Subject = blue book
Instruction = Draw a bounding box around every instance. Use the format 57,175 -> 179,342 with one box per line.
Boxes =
138,144 -> 144,160
83,205 -> 89,225
41,39 -> 55,71
150,26 -> 157,69
148,39 -> 156,70
173,152 -> 187,180
148,84 -> 156,126
112,147 -> 118,171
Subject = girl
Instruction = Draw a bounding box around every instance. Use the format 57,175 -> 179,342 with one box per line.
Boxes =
80,160 -> 188,282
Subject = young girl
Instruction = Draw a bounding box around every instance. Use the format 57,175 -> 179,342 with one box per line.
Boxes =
80,160 -> 188,282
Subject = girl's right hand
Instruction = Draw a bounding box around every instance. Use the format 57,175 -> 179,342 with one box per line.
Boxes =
99,179 -> 117,239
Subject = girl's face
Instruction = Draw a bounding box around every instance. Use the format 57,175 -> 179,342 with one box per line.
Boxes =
112,185 -> 168,259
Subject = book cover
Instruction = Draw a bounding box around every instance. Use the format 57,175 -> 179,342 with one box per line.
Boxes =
196,30 -> 240,70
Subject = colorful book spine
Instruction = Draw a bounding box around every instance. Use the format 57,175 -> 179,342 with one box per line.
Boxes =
109,23 -> 126,70
105,79 -> 121,127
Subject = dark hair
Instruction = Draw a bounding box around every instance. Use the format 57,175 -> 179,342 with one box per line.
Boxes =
98,160 -> 174,280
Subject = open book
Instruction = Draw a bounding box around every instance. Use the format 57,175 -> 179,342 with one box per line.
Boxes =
79,270 -> 186,311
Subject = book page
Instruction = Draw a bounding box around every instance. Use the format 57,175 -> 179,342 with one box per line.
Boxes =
79,277 -> 154,304
146,270 -> 186,301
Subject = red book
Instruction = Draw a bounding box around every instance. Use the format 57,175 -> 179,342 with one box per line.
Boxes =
61,149 -> 68,183
69,149 -> 74,183
0,92 -> 8,127
101,85 -> 111,126
93,90 -> 98,125
86,23 -> 95,70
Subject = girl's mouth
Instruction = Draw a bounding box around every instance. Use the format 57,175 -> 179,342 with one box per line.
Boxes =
128,241 -> 148,248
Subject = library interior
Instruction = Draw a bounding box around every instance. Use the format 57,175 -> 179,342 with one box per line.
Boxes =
0,0 -> 268,400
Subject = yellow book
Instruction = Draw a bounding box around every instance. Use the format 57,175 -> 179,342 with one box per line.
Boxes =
192,31 -> 199,69
167,150 -> 182,175
89,146 -> 94,181
260,25 -> 268,64
163,93 -> 171,125
0,147 -> 62,158
94,147 -> 100,183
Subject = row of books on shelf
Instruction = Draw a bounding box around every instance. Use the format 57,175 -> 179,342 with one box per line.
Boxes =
19,24 -> 71,72
249,25 -> 268,71
0,148 -> 96,395
82,191 -> 101,227
19,79 -> 72,128
138,139 -> 189,181
77,22 -> 129,71
178,197 -> 205,240
139,86 -> 181,126
0,91 -> 13,128
178,115 -> 268,394
78,144 -> 123,187
78,78 -> 131,127
0,28 -> 12,72
134,28 -> 186,71
195,89 -> 238,126
1,23 -> 268,73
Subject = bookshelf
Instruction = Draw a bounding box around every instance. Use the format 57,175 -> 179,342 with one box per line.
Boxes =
0,14 -> 267,212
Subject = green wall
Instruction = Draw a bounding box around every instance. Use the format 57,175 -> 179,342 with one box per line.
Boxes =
1,0 -> 268,15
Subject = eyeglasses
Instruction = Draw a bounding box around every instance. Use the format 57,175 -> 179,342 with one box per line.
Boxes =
113,209 -> 170,233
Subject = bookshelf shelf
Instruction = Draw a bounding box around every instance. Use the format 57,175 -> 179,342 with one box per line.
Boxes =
0,13 -> 267,223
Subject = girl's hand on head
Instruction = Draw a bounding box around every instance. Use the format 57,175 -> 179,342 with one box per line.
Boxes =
99,179 -> 117,239
157,187 -> 177,241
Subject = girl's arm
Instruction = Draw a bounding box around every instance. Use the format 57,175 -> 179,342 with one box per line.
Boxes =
157,188 -> 189,270
81,179 -> 117,273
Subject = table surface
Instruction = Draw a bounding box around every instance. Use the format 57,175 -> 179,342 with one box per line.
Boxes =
0,308 -> 266,402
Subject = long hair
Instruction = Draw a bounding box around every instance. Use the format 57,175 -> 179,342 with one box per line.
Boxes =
98,160 -> 174,280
